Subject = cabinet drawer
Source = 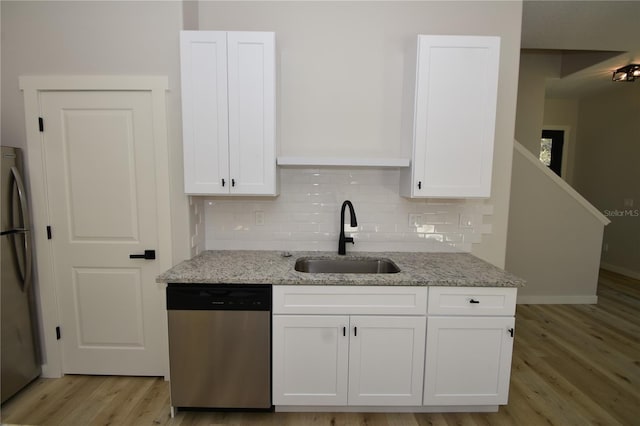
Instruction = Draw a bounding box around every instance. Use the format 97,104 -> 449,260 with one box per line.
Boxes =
428,287 -> 516,316
273,286 -> 427,315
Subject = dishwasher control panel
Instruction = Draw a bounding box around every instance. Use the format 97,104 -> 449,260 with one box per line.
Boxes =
167,284 -> 271,311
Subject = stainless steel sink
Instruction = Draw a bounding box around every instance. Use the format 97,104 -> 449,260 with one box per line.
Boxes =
294,257 -> 400,274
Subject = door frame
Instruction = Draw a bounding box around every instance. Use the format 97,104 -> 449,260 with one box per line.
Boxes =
20,76 -> 173,378
541,125 -> 571,183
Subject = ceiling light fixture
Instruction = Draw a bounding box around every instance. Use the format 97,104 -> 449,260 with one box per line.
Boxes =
612,64 -> 640,82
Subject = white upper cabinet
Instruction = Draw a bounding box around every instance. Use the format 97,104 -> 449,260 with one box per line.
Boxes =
180,31 -> 277,195
181,31 -> 229,194
400,35 -> 500,198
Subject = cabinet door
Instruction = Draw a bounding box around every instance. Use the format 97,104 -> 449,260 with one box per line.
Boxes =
227,32 -> 277,195
411,35 -> 500,198
180,31 -> 230,194
424,316 -> 515,405
272,315 -> 349,405
348,316 -> 426,406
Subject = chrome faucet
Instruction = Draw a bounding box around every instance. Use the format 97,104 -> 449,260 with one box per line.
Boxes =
338,200 -> 358,255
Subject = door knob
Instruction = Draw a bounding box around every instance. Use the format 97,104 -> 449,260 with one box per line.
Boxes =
129,250 -> 156,260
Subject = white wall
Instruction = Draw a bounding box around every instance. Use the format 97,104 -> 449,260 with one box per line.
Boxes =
507,143 -> 608,303
543,98 -> 579,185
1,1 -> 524,271
514,51 -> 561,155
513,49 -> 639,284
573,84 -> 640,278
0,0 -> 192,264
205,168 -> 492,253
522,1 -> 640,52
197,1 -> 523,268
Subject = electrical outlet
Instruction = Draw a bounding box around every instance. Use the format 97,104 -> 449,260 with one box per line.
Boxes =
624,198 -> 634,207
408,214 -> 422,227
255,211 -> 265,226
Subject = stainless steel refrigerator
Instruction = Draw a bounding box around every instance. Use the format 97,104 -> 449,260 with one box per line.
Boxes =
1,146 -> 41,404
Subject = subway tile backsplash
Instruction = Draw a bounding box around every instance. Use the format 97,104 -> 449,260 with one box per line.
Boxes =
203,168 -> 492,252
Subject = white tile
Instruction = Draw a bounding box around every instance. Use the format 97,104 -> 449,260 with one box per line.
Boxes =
203,168 -> 491,252
481,204 -> 495,215
435,224 -> 462,233
416,224 -> 436,234
462,232 -> 482,244
444,233 -> 464,243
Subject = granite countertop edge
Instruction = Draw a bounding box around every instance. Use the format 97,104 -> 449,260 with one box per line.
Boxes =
156,250 -> 525,288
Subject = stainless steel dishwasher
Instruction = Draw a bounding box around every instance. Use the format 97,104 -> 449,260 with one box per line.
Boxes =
166,284 -> 272,413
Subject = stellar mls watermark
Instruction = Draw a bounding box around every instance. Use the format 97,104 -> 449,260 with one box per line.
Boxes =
604,209 -> 640,217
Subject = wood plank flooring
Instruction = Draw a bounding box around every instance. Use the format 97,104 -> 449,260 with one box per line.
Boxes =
2,269 -> 639,426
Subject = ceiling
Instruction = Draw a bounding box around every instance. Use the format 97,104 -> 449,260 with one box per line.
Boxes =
521,0 -> 640,98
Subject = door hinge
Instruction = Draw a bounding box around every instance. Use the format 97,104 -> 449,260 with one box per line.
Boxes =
39,117 -> 44,132
46,226 -> 52,240
56,326 -> 61,340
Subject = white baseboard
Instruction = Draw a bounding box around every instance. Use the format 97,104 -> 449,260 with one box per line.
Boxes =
275,405 -> 498,413
600,263 -> 640,280
517,295 -> 598,304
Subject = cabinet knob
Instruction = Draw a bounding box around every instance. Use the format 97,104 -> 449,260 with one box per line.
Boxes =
221,178 -> 226,187
232,178 -> 236,187
508,328 -> 514,338
417,181 -> 422,190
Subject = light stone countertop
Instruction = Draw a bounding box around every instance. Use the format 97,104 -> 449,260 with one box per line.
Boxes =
157,250 -> 525,287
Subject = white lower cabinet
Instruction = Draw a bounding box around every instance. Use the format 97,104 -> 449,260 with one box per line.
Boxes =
272,314 -> 426,406
272,315 -> 349,405
272,285 -> 517,410
272,286 -> 428,407
424,286 -> 517,406
423,316 -> 515,405
348,315 -> 426,406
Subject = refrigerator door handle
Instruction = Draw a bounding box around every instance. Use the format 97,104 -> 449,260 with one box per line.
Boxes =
20,229 -> 32,293
10,166 -> 32,292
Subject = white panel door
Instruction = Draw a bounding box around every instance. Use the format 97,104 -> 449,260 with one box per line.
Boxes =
424,316 -> 515,405
348,316 -> 426,406
412,35 -> 500,198
227,31 -> 276,195
272,315 -> 349,405
180,31 -> 230,194
40,90 -> 166,375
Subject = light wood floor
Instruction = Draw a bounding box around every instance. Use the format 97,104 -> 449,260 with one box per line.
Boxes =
2,269 -> 639,426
